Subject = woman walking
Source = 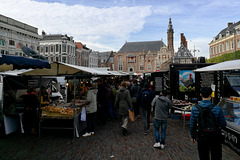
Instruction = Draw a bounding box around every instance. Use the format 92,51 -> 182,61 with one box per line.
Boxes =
114,81 -> 133,136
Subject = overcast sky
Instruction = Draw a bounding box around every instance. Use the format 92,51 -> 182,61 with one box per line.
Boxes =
1,0 -> 240,58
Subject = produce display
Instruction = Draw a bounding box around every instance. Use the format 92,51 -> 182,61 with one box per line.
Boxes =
41,105 -> 81,117
172,99 -> 192,106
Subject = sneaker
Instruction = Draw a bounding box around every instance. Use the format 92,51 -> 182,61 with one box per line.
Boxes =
153,142 -> 161,148
91,132 -> 94,135
144,130 -> 149,135
82,132 -> 91,137
160,144 -> 165,149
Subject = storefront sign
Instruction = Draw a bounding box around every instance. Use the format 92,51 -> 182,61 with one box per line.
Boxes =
28,80 -> 38,87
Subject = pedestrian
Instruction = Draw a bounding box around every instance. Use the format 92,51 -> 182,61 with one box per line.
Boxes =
130,79 -> 140,118
23,87 -> 40,134
96,79 -> 107,126
138,82 -> 154,135
82,82 -> 98,137
151,90 -> 172,149
189,87 -> 227,160
114,81 -> 133,136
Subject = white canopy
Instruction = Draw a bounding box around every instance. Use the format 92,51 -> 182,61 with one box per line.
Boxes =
0,62 -> 130,77
194,59 -> 240,72
0,69 -> 33,76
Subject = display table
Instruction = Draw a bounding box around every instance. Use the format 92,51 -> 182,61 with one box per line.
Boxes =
218,98 -> 240,155
172,105 -> 192,130
39,112 -> 86,138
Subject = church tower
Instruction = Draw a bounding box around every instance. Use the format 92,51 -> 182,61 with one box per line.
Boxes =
167,18 -> 174,56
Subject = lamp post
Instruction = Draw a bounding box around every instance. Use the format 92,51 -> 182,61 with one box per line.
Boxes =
234,28 -> 236,60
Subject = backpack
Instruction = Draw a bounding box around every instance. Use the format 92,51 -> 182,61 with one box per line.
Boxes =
142,90 -> 151,105
195,104 -> 218,135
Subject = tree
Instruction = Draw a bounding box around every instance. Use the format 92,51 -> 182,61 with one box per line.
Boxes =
206,51 -> 240,63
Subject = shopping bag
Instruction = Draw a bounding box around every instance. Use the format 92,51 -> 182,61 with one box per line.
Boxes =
80,107 -> 86,121
128,109 -> 135,122
131,97 -> 136,104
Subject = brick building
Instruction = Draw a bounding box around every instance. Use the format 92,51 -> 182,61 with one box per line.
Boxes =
113,18 -> 174,73
209,21 -> 240,58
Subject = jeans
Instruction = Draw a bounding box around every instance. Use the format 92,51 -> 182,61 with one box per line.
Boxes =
154,119 -> 167,145
86,113 -> 96,133
142,107 -> 151,131
197,132 -> 222,160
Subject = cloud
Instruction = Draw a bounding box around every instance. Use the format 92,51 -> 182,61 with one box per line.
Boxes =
0,0 -> 152,51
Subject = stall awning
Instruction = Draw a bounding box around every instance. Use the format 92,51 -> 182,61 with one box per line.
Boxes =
194,60 -> 240,72
19,62 -> 111,76
0,54 -> 51,70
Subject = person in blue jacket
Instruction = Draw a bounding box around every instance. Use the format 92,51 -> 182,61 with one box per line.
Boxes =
190,87 -> 227,160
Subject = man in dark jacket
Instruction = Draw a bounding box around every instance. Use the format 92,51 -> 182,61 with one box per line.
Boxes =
190,87 -> 227,160
130,80 -> 140,118
138,82 -> 154,135
151,90 -> 172,149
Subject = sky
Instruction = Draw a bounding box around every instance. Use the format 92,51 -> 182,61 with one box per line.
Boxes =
1,0 -> 240,58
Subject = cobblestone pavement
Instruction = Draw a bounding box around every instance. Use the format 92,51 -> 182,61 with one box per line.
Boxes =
0,118 -> 239,160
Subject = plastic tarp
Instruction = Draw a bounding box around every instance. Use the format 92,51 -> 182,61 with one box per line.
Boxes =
194,60 -> 240,72
0,54 -> 51,69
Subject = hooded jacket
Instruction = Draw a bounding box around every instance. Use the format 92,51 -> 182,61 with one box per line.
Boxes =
151,95 -> 172,120
85,87 -> 98,114
114,86 -> 133,115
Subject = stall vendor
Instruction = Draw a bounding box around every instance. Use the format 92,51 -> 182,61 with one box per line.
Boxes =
41,86 -> 51,106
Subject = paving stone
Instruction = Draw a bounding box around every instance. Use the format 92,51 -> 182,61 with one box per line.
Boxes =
0,118 -> 239,160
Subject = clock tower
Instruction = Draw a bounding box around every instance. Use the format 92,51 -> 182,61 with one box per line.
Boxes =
167,18 -> 174,56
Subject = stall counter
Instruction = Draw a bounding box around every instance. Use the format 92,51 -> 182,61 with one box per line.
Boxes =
218,98 -> 240,155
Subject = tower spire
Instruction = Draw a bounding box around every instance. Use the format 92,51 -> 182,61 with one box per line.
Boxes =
167,17 -> 174,56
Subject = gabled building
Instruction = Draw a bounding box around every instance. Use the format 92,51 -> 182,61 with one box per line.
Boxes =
75,42 -> 91,67
113,18 -> 174,73
39,33 -> 75,64
209,21 -> 240,58
99,51 -> 114,70
173,33 -> 194,64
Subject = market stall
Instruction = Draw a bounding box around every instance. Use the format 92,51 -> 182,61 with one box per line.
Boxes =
19,62 -> 111,138
0,55 -> 50,135
195,59 -> 240,155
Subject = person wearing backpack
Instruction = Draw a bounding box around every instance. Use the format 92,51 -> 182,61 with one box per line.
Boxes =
138,82 -> 154,135
190,87 -> 227,160
151,90 -> 172,149
130,79 -> 140,118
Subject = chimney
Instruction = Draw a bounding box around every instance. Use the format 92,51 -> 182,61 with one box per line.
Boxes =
228,22 -> 233,28
180,33 -> 188,48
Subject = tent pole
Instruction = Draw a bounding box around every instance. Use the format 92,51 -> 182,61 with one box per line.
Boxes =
38,76 -> 42,138
57,63 -> 59,76
73,76 -> 76,139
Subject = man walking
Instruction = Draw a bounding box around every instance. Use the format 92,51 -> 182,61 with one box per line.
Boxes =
139,82 -> 154,135
151,90 -> 172,149
190,87 -> 227,160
